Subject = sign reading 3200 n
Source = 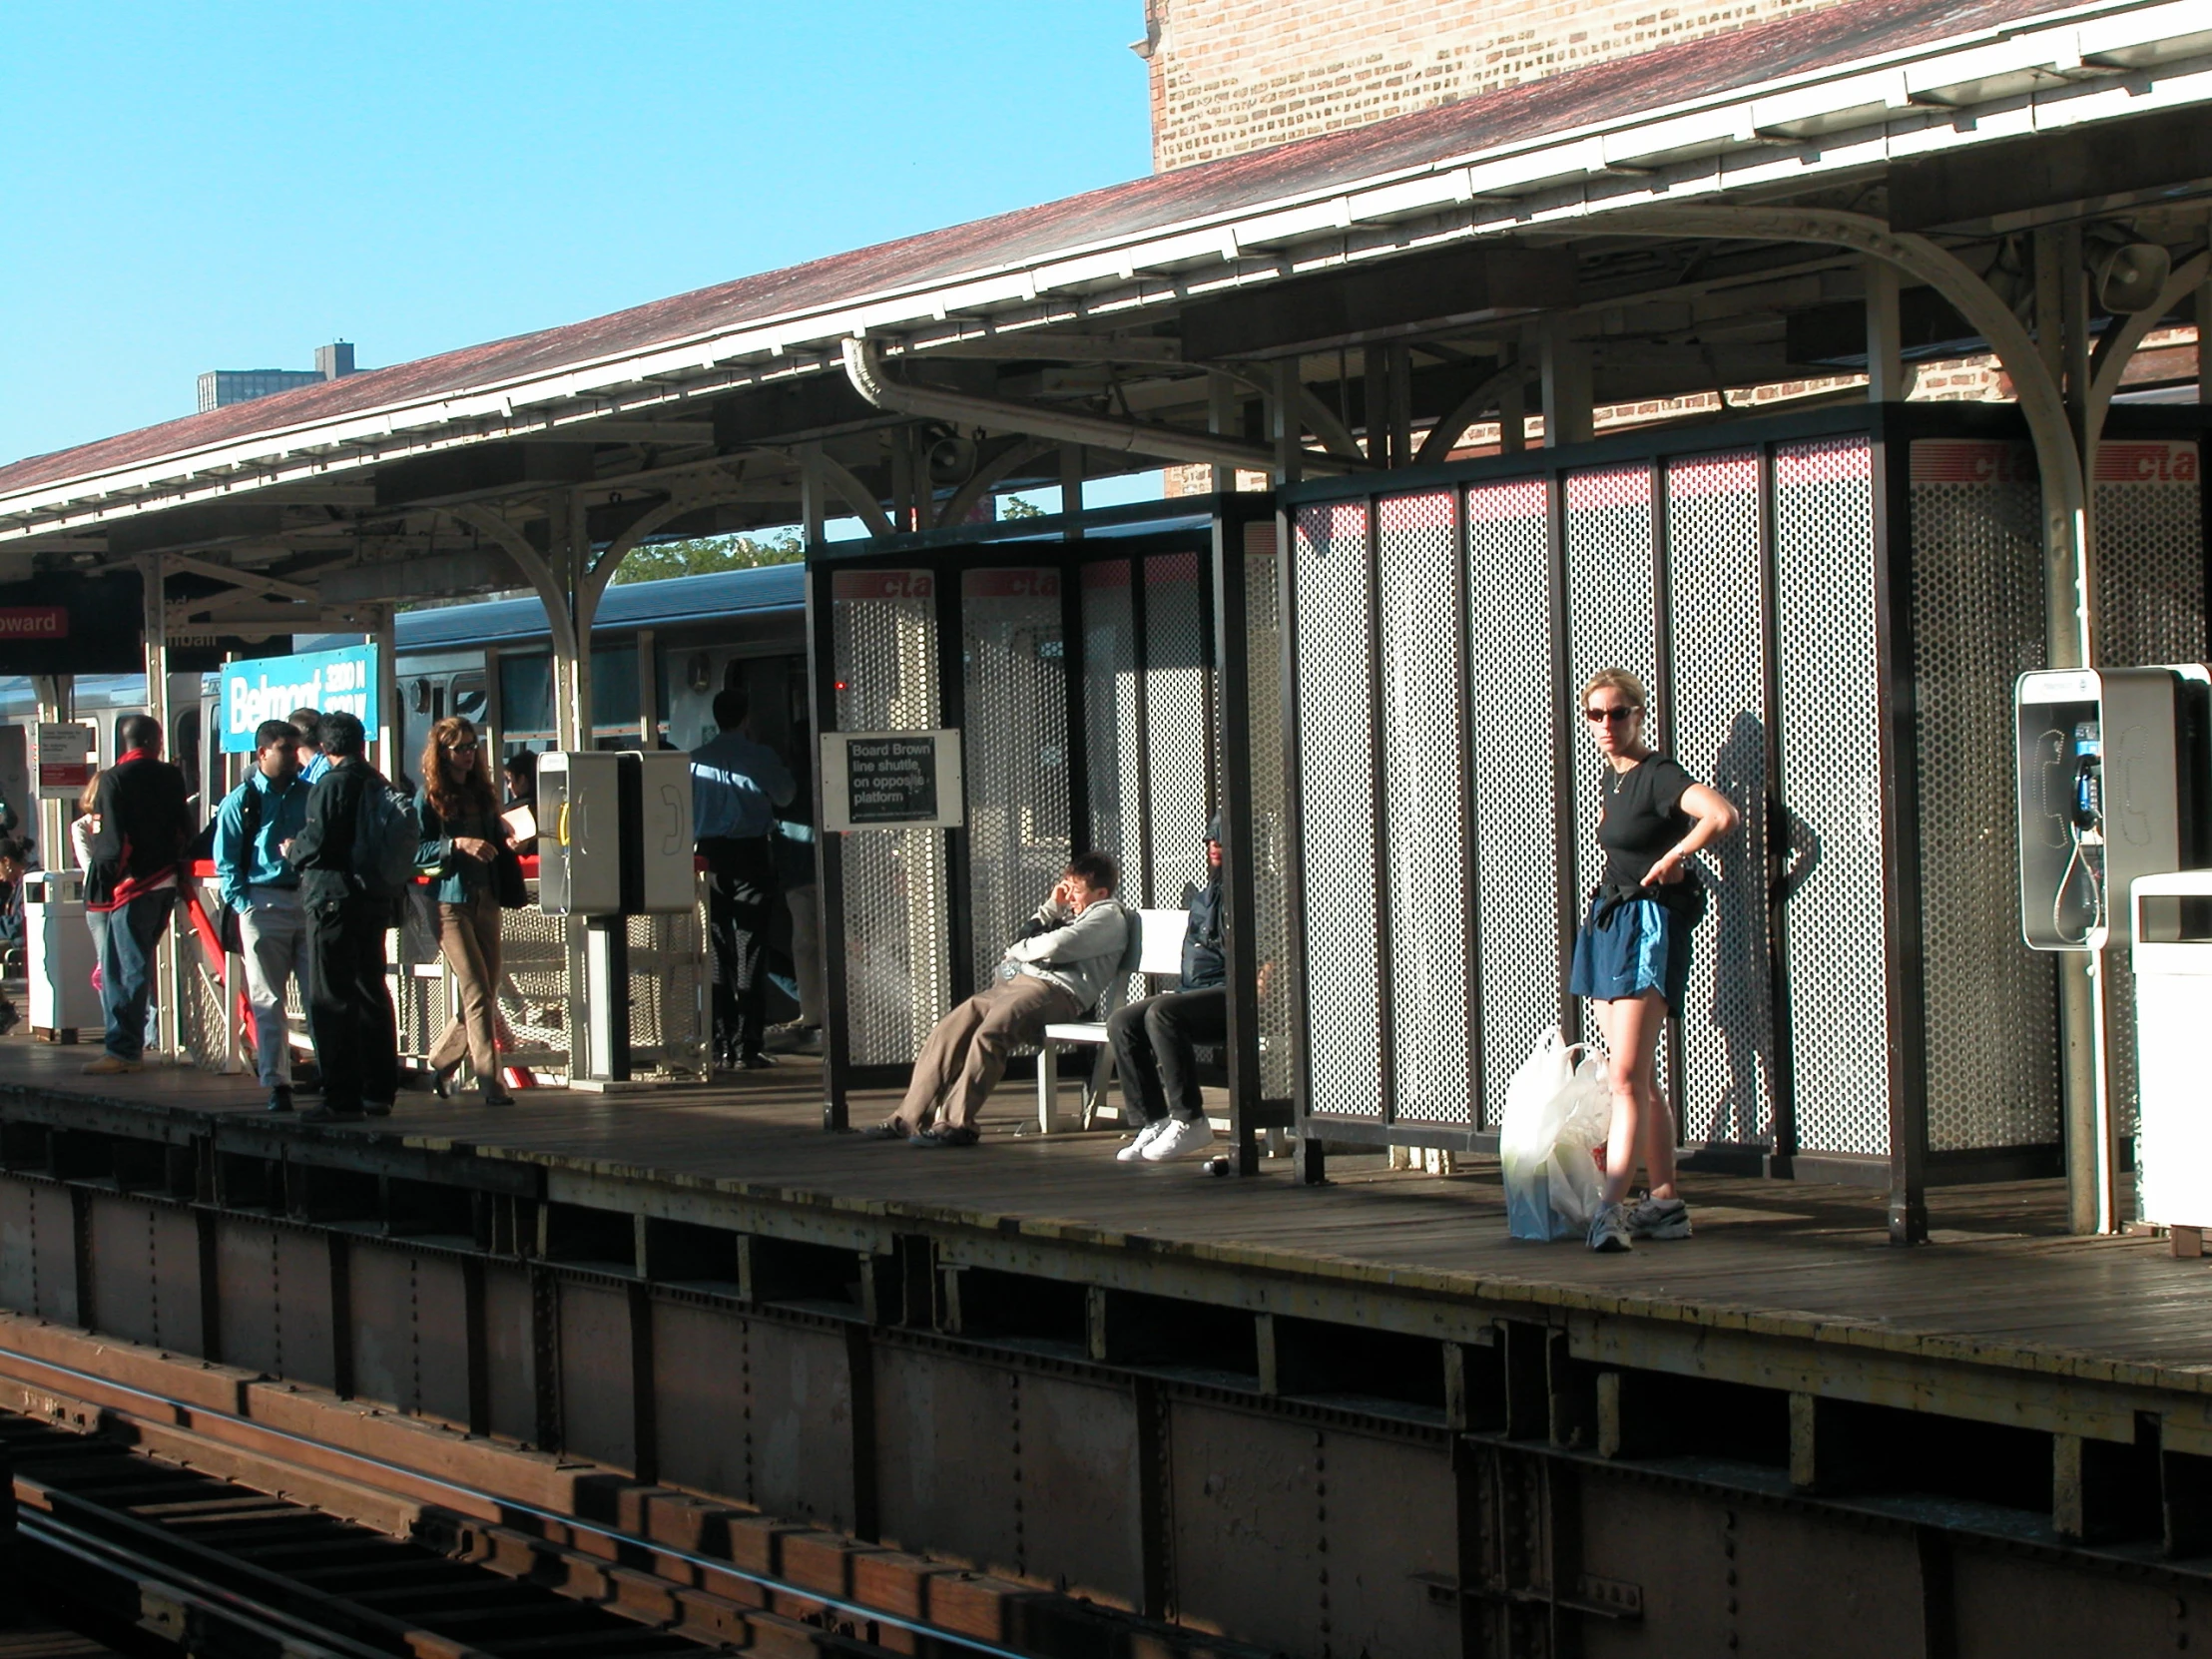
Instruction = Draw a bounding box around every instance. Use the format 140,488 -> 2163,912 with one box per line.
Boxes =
222,643 -> 379,753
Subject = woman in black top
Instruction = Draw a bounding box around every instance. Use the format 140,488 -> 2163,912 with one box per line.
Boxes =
1568,669 -> 1739,1254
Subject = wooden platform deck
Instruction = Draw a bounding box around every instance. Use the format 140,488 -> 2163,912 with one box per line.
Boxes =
1,1030 -> 2204,1409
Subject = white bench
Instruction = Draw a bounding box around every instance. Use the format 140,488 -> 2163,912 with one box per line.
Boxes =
1035,906 -> 1188,1134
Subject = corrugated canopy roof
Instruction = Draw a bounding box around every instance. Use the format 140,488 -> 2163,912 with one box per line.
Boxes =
2,0 -> 2195,521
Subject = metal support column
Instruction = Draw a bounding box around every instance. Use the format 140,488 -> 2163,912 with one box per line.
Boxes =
1212,504 -> 1265,1176
1865,257 -> 1905,403
138,556 -> 178,1061
1541,325 -> 1593,447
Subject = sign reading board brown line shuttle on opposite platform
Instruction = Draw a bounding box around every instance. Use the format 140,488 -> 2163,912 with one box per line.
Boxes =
822,731 -> 963,831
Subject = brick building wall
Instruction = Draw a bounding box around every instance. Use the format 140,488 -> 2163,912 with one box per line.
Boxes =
1140,0 -> 1850,171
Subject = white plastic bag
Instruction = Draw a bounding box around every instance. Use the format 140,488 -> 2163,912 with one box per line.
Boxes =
1497,1029 -> 1615,1241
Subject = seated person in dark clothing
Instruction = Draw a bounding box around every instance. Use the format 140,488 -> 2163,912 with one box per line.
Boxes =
1107,816 -> 1227,1164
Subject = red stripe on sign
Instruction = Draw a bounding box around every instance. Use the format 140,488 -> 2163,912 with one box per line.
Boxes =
1775,435 -> 1874,487
1081,559 -> 1133,590
1667,451 -> 1759,499
830,570 -> 933,602
1295,501 -> 1368,553
962,568 -> 1060,599
1242,521 -> 1279,559
2095,441 -> 2199,485
0,608 -> 67,637
1378,489 -> 1455,534
1465,476 -> 1548,523
1566,465 -> 1651,515
1908,439 -> 2034,484
1148,550 -> 1202,584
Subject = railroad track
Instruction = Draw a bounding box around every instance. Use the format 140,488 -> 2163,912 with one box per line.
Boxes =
0,1408 -> 1012,1659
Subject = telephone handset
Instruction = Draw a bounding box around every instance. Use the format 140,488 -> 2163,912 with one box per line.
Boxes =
2069,720 -> 2103,836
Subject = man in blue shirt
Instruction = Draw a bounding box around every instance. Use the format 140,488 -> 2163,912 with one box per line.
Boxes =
216,720 -> 315,1112
691,687 -> 796,1069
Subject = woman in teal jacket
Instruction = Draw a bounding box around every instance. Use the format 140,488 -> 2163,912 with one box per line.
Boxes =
416,717 -> 513,1105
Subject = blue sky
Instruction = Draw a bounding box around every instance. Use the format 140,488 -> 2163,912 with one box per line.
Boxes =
0,1 -> 1157,484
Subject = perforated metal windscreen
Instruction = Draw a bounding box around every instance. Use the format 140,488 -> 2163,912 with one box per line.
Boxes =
1244,522 -> 1299,1100
1562,465 -> 1676,1107
1909,440 -> 2058,1153
1378,490 -> 1474,1123
1664,451 -> 1775,1148
1145,553 -> 1213,905
2093,440 -> 2206,1142
1293,501 -> 1384,1118
832,570 -> 950,1066
1464,476 -> 1561,1129
1562,467 -> 1659,901
1773,437 -> 1889,1155
961,570 -> 1071,991
1081,561 -> 1139,880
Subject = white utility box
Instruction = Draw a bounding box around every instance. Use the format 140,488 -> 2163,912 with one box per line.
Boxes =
2130,870 -> 2212,1240
24,873 -> 102,1035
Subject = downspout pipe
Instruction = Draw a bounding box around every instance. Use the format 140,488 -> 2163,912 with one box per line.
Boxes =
840,336 -> 1359,477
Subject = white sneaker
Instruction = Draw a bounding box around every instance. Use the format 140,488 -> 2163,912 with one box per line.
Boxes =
1141,1117 -> 1216,1162
1587,1202 -> 1633,1254
1117,1119 -> 1171,1162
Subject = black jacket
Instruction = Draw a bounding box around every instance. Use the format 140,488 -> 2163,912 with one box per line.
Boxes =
85,753 -> 192,911
1181,874 -> 1226,990
284,758 -> 386,906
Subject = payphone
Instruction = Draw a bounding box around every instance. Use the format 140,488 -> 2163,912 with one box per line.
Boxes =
536,751 -> 697,1085
2014,666 -> 2211,951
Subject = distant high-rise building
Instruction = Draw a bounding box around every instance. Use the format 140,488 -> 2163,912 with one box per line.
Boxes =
197,341 -> 359,413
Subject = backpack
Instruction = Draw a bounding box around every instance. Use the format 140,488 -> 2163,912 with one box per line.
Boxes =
351,780 -> 421,900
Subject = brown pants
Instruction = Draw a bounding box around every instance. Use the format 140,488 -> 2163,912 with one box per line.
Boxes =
430,889 -> 503,1078
896,975 -> 1079,1132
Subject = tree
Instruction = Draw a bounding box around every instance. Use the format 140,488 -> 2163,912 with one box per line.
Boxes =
610,532 -> 803,585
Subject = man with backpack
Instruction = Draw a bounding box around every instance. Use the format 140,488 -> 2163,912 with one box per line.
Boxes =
216,720 -> 313,1113
283,711 -> 413,1122
84,715 -> 193,1075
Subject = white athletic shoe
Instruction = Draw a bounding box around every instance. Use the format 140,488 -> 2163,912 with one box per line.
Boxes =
1141,1117 -> 1216,1162
1587,1202 -> 1633,1254
1117,1119 -> 1172,1162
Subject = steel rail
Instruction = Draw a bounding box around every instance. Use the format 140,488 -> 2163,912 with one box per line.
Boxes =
0,1347 -> 1048,1659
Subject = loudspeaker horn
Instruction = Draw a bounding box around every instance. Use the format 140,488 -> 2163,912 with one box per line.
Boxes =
2094,242 -> 2171,315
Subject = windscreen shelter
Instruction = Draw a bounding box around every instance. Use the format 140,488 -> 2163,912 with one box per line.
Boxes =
807,497 -> 1295,1164
1270,400 -> 2210,1228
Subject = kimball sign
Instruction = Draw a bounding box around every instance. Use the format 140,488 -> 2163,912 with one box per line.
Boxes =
222,644 -> 378,753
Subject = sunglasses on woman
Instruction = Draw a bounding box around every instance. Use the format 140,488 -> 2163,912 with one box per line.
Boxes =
1584,705 -> 1640,725
444,742 -> 480,755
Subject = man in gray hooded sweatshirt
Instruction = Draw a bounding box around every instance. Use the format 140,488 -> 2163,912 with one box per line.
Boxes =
864,851 -> 1127,1148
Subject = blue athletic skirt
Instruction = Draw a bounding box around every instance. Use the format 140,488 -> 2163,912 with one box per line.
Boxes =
1569,896 -> 1691,1011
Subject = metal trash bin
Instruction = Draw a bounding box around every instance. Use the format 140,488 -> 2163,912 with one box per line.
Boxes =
2131,870 -> 2212,1252
23,872 -> 102,1038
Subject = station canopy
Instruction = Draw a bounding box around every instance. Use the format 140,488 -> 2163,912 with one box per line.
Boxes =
2,0 -> 2210,638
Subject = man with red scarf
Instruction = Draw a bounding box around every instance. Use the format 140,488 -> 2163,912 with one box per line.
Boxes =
82,715 -> 192,1074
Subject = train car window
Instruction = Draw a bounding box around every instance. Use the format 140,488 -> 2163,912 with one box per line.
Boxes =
592,646 -> 640,736
451,672 -> 488,726
500,654 -> 555,745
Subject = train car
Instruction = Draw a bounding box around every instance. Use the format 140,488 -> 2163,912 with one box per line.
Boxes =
374,560 -> 809,774
0,561 -> 810,859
